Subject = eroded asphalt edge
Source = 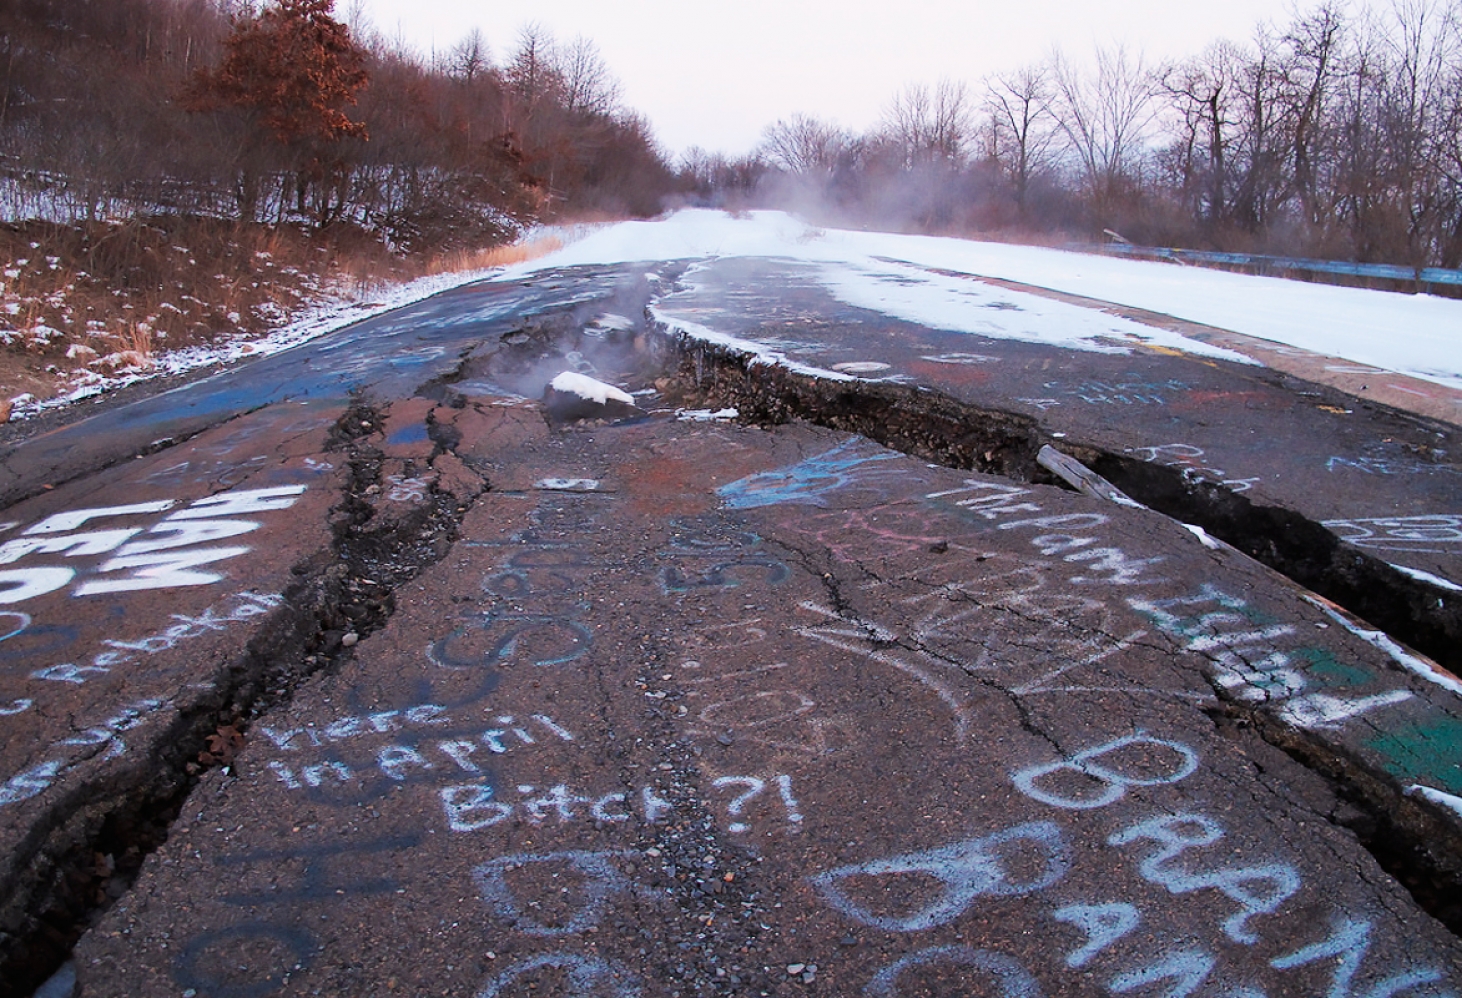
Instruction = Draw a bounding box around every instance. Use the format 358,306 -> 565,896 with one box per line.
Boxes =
2,264 -> 1460,993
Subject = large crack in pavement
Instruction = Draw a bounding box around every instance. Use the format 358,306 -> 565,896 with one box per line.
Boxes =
8,276 -> 1462,995
651,318 -> 1462,941
656,324 -> 1461,674
1,399 -> 488,998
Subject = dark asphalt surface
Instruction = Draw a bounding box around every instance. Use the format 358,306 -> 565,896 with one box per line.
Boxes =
654,257 -> 1462,589
0,259 -> 1459,997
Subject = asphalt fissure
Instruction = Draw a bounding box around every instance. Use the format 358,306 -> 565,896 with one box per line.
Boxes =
658,331 -> 1458,671
657,327 -> 1462,940
1239,703 -> 1462,936
3,400 -> 487,998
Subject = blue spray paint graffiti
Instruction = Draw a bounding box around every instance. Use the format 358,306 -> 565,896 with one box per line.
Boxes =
718,440 -> 902,509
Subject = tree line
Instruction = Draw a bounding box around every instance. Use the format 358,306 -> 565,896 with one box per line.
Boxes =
5,0 -> 1460,270
0,0 -> 674,250
681,0 -> 1462,269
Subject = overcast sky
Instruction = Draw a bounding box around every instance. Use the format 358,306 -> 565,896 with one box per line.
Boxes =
353,0 -> 1325,160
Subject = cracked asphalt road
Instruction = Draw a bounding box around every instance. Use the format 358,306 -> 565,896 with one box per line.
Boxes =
0,260 -> 1460,997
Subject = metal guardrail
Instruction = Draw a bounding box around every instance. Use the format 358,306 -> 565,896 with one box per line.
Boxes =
1092,242 -> 1462,291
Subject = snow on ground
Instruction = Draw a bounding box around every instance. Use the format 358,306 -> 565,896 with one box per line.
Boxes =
503,210 -> 1462,391
16,211 -> 1460,422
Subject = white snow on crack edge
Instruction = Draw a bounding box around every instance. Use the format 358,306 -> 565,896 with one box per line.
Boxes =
548,371 -> 636,405
1389,562 -> 1462,592
647,305 -> 855,384
1406,784 -> 1462,819
1181,523 -> 1225,550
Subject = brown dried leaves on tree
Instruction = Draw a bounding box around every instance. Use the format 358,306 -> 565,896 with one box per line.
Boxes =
187,0 -> 368,146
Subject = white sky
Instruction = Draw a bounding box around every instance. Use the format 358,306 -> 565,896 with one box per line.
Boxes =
353,0 -> 1326,160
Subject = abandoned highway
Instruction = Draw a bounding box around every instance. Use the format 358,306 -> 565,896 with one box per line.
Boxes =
1,246 -> 1461,997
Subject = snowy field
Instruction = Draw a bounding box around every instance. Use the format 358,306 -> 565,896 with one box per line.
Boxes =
506,210 -> 1462,391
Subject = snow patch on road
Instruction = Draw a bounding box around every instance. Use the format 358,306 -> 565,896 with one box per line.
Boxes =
503,210 -> 1462,390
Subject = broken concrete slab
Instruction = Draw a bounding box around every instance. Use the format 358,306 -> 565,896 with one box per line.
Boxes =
63,405 -> 1462,997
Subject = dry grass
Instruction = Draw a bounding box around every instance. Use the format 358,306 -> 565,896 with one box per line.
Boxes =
423,236 -> 565,275
0,209 -> 618,416
0,216 -> 557,408
0,218 -> 388,361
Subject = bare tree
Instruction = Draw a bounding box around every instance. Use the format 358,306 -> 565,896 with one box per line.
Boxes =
505,23 -> 564,115
1377,0 -> 1460,262
1224,25 -> 1290,233
1162,40 -> 1246,228
1049,44 -> 1162,210
984,62 -> 1058,215
882,79 -> 973,168
759,114 -> 851,174
1279,2 -> 1347,224
558,36 -> 620,116
447,28 -> 490,84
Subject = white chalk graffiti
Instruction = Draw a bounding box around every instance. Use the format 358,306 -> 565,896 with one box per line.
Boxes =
0,697 -> 165,807
808,821 -> 1069,931
709,774 -> 803,833
1108,813 -> 1301,944
927,481 -> 1043,521
259,704 -> 453,750
442,770 -> 804,837
1323,514 -> 1462,553
1270,918 -> 1446,997
0,486 -> 306,604
473,849 -> 637,937
894,566 -> 1178,703
1053,903 -> 1140,968
1128,443 -> 1261,493
1049,379 -> 1189,405
30,590 -> 282,687
1001,733 -> 1453,996
1326,454 -> 1458,477
998,513 -> 1167,586
929,483 -> 1169,585
440,783 -> 676,833
263,712 -> 576,791
0,760 -> 64,807
1129,585 -> 1413,730
1011,733 -> 1199,810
